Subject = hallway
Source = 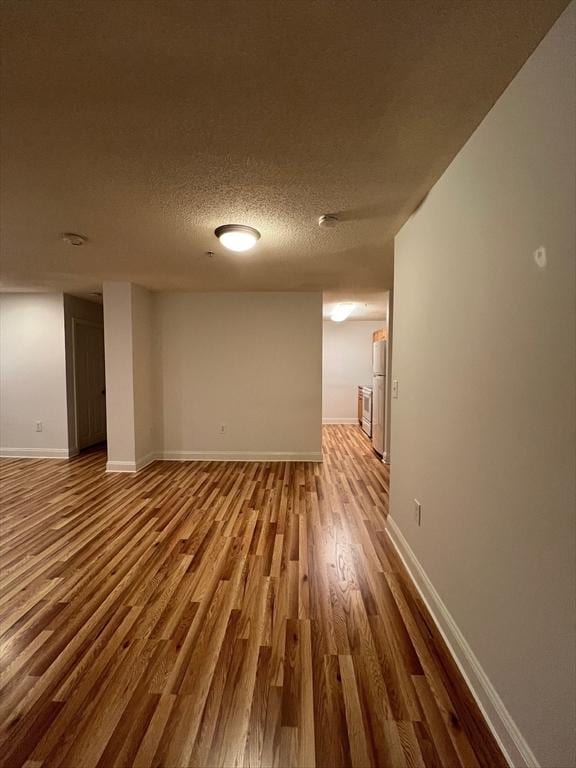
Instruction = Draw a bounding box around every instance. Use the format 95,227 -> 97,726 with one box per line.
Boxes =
0,426 -> 504,767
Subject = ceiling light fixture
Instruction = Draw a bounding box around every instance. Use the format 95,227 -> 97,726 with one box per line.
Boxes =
331,302 -> 356,322
215,224 -> 260,252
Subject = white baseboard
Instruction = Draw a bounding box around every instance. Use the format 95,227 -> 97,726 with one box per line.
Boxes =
0,447 -> 73,459
322,417 -> 358,424
2,445 -> 322,470
106,460 -> 138,473
385,516 -> 538,768
156,450 -> 323,463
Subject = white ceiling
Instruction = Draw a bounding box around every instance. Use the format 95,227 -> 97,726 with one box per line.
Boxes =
0,0 -> 567,319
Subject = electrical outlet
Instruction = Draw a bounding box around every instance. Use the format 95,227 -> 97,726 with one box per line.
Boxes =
219,423 -> 226,434
392,379 -> 399,399
414,499 -> 422,526
35,421 -> 43,432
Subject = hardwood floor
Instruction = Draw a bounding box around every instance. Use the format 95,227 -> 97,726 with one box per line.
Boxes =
0,425 -> 506,768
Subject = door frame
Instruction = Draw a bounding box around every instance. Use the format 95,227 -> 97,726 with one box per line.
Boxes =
71,317 -> 106,451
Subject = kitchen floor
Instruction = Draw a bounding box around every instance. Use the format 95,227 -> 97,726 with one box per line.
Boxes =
0,425 -> 505,767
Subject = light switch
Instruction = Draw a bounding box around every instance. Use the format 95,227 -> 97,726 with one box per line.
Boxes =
392,380 -> 399,399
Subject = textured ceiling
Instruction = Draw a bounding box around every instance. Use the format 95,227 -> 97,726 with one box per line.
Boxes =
0,0 -> 567,318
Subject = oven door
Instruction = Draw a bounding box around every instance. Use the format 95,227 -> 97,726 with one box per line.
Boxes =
361,389 -> 372,436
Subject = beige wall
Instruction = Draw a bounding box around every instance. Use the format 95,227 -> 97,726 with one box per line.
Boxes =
154,292 -> 322,459
0,293 -> 69,457
322,319 -> 383,423
390,4 -> 575,767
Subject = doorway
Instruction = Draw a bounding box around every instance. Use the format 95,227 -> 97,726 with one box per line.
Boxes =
72,318 -> 107,450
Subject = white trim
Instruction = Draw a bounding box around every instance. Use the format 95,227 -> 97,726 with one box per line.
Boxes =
0,447 -> 74,459
107,450 -> 323,472
1,446 -> 323,467
156,450 -> 323,463
322,417 -> 358,425
106,460 -> 137,473
385,516 -> 538,768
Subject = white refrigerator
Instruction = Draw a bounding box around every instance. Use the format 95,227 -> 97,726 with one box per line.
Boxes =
372,339 -> 386,456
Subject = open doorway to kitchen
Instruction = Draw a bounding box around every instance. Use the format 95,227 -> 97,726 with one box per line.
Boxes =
322,291 -> 393,463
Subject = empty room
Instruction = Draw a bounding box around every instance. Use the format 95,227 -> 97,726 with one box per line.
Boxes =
0,2 -> 574,767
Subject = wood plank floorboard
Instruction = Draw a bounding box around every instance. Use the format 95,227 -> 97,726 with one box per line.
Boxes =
0,425 -> 506,768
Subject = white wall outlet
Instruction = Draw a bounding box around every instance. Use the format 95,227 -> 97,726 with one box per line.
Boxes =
414,499 -> 422,526
219,423 -> 226,434
35,421 -> 43,432
392,379 -> 399,399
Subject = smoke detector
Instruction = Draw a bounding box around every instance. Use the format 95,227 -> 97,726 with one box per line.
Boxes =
318,214 -> 339,228
61,233 -> 87,246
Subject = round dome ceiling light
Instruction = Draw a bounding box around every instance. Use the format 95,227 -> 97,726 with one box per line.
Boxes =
61,232 -> 87,246
215,224 -> 261,252
331,302 -> 356,322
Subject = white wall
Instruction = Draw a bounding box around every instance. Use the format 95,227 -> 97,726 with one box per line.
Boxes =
131,284 -> 154,464
383,290 -> 393,463
103,282 -> 136,470
154,292 -> 322,459
322,320 -> 384,423
389,5 -> 575,767
0,293 -> 70,457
